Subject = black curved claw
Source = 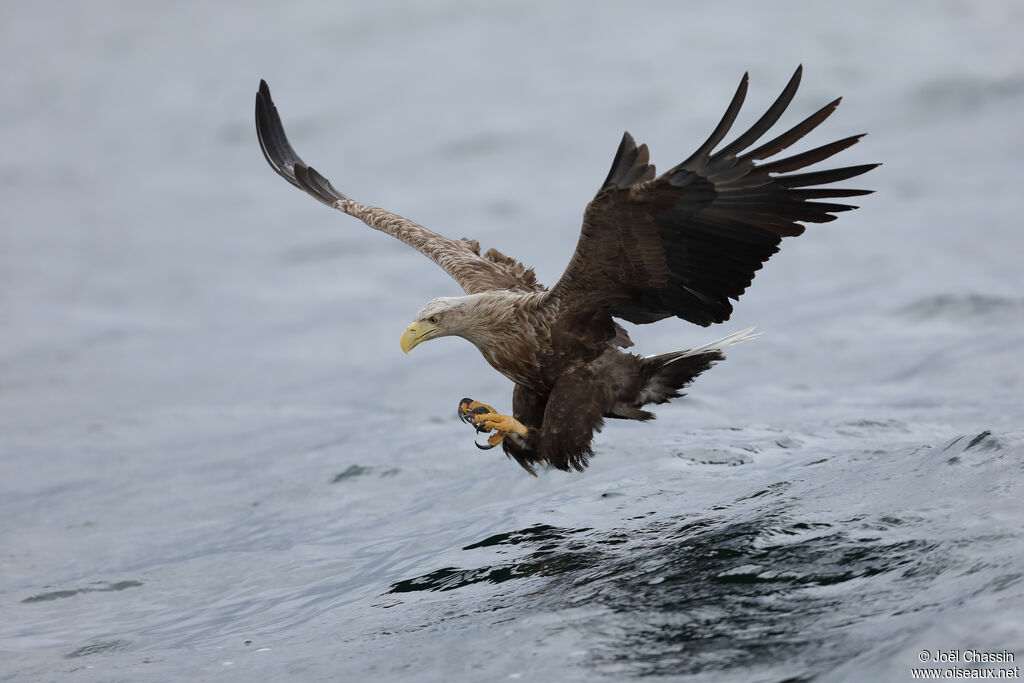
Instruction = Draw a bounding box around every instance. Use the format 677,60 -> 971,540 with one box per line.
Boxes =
457,398 -> 478,424
458,398 -> 492,433
460,411 -> 490,434
459,398 -> 503,449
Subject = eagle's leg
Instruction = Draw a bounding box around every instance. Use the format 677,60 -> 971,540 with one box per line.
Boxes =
458,398 -> 528,450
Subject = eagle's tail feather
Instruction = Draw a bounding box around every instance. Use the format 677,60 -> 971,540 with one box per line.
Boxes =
637,327 -> 759,407
669,326 -> 760,361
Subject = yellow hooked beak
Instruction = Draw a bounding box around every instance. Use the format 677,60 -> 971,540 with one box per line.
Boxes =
400,321 -> 439,354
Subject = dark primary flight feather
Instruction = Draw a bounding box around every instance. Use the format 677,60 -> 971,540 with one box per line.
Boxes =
547,65 -> 877,329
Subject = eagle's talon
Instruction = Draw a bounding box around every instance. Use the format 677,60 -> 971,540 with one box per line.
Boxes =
475,430 -> 508,450
458,398 -> 499,433
459,398 -> 496,415
458,399 -> 527,449
470,413 -> 495,432
470,412 -> 528,439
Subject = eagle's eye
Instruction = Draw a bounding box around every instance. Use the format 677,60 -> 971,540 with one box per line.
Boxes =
427,315 -> 439,325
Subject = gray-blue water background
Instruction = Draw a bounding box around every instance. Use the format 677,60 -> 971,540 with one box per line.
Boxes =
2,2 -> 1023,681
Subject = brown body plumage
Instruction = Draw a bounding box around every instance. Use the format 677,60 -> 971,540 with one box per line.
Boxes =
255,67 -> 876,474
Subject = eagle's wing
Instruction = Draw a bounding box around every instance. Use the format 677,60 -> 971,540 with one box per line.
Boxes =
256,80 -> 542,295
546,66 -> 878,327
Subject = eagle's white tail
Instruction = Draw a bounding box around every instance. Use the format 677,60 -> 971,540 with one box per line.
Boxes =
678,326 -> 760,359
630,327 -> 760,413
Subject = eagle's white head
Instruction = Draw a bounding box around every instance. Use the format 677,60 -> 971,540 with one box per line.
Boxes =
399,293 -> 517,353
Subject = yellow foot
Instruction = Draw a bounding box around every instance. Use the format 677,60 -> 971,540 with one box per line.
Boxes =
471,412 -> 528,437
484,431 -> 507,448
457,397 -> 528,450
458,398 -> 497,422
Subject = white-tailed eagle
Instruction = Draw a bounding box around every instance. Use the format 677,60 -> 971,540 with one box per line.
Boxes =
255,66 -> 875,474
